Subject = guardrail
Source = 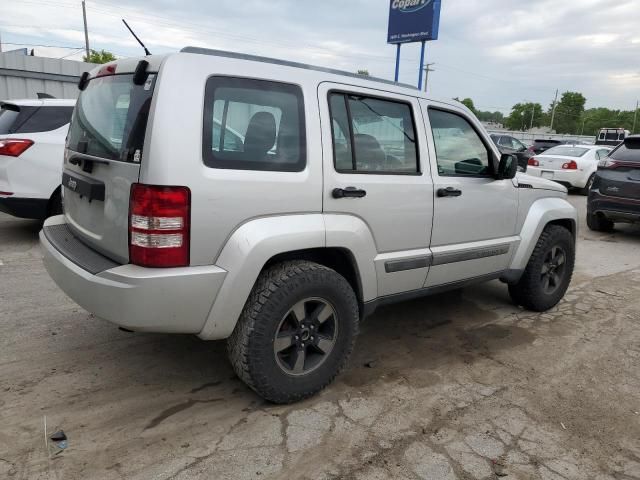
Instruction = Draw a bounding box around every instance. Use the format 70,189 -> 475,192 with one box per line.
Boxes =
486,129 -> 596,144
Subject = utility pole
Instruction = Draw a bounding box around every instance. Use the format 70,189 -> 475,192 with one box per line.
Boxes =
549,89 -> 559,132
423,63 -> 435,92
0,31 -> 3,53
580,116 -> 587,136
633,100 -> 639,134
82,0 -> 90,61
529,106 -> 535,130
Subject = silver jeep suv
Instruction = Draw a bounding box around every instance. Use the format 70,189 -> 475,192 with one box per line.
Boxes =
40,48 -> 577,403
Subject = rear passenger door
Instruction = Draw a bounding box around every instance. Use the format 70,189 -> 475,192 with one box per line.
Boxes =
420,101 -> 519,287
319,83 -> 433,297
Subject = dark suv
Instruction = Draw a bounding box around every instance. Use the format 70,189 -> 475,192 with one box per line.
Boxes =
587,135 -> 640,231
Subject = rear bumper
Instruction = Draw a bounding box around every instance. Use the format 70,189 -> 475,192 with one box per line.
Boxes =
40,216 -> 227,333
526,167 -> 587,188
588,190 -> 640,223
0,196 -> 48,219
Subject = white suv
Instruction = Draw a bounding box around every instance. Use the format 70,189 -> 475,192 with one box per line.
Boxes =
0,98 -> 75,219
40,49 -> 577,403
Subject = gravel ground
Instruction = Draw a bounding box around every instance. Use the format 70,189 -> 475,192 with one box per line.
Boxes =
1,194 -> 639,480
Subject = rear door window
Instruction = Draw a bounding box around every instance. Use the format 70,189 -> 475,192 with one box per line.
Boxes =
328,92 -> 418,174
15,106 -> 74,133
67,74 -> 155,162
203,77 -> 306,172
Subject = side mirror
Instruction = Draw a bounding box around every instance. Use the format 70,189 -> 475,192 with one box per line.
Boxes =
496,154 -> 518,180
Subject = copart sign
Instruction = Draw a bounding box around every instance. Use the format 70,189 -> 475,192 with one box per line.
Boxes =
387,0 -> 441,44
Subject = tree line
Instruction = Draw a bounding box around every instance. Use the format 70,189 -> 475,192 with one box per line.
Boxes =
456,94 -> 638,136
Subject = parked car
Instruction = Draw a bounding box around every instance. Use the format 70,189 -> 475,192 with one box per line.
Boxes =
0,98 -> 75,219
595,127 -> 629,147
490,134 -> 533,171
526,144 -> 612,194
40,48 -> 577,403
531,138 -> 575,155
587,135 -> 640,231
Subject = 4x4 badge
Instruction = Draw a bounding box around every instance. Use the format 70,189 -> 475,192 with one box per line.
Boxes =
607,186 -> 620,193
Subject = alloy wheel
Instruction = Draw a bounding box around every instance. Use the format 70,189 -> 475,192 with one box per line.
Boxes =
273,297 -> 338,376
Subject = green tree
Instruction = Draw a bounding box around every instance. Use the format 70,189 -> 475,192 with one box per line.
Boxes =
476,110 -> 505,124
505,103 -> 544,131
550,92 -> 586,134
356,69 -> 370,76
579,107 -> 637,136
453,97 -> 477,115
83,49 -> 116,64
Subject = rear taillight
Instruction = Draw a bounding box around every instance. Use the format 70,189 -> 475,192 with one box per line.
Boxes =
0,139 -> 33,157
562,160 -> 578,170
528,158 -> 539,167
129,184 -> 190,268
598,159 -> 618,169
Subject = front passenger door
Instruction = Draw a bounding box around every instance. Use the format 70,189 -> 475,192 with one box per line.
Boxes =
421,102 -> 519,287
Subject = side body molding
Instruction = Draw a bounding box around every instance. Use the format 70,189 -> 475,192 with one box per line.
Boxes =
199,214 -> 325,340
508,197 -> 577,276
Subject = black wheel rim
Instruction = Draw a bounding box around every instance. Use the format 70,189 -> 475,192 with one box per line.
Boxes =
541,245 -> 567,294
273,297 -> 338,376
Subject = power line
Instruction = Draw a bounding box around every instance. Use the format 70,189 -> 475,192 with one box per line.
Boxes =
0,41 -> 84,49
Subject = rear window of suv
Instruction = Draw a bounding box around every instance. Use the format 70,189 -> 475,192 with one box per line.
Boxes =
202,77 -> 306,172
609,139 -> 640,162
0,104 -> 73,134
67,73 -> 155,162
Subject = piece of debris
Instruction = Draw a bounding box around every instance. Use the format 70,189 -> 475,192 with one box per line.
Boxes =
364,360 -> 377,368
560,422 -> 567,430
596,289 -> 621,297
492,458 -> 508,477
50,430 -> 67,442
49,430 -> 68,452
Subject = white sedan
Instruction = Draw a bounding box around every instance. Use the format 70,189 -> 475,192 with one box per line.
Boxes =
526,144 -> 612,194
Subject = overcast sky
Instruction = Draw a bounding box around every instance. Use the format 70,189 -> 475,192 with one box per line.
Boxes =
2,0 -> 639,114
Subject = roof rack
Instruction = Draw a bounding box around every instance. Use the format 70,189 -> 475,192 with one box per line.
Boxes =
180,47 -> 416,90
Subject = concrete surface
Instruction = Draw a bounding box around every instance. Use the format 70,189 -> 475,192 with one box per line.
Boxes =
1,194 -> 639,480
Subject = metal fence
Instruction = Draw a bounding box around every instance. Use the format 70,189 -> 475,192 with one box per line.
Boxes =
486,129 -> 596,145
0,50 -> 97,101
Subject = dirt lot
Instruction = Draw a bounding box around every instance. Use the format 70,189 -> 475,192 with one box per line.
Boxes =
1,194 -> 639,480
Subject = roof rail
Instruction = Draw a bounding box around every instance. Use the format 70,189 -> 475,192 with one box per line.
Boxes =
180,47 -> 416,90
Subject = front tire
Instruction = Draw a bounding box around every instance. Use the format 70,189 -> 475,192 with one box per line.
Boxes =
508,225 -> 575,312
586,212 -> 614,232
227,260 -> 359,404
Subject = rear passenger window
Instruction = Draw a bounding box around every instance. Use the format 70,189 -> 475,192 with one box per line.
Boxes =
203,77 -> 306,172
428,109 -> 493,177
16,106 -> 74,133
328,92 -> 418,174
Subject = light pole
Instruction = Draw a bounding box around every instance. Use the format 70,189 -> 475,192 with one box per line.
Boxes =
633,100 -> 639,134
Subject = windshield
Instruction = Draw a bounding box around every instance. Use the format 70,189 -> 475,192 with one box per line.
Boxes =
542,146 -> 588,157
67,73 -> 155,162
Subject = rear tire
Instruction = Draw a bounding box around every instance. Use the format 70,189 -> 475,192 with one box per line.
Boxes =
508,225 -> 574,312
47,189 -> 63,217
586,212 -> 614,232
581,173 -> 595,195
227,260 -> 359,404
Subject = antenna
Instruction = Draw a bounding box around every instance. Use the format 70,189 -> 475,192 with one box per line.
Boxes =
122,19 -> 151,56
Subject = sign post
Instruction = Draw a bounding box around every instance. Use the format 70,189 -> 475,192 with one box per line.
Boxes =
387,0 -> 441,87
